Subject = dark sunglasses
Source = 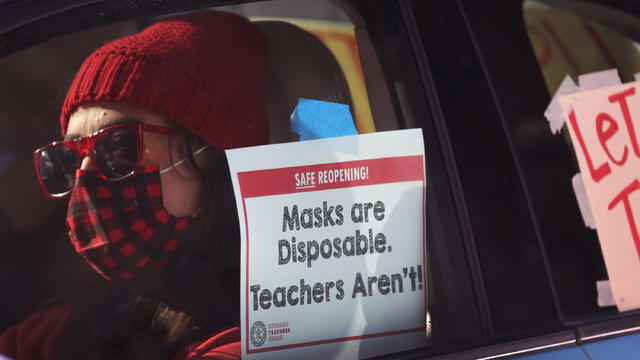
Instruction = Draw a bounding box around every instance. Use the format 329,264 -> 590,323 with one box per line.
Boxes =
34,122 -> 176,198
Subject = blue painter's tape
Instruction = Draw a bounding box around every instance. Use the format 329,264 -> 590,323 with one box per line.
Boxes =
290,98 -> 357,141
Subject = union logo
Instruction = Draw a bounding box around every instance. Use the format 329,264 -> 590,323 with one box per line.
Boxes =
250,320 -> 267,347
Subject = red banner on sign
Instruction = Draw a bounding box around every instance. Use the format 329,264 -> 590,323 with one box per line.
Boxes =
237,155 -> 424,198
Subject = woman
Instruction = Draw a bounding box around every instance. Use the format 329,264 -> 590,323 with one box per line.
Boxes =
0,9 -> 268,360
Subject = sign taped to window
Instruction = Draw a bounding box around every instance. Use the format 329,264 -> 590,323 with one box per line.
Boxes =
560,81 -> 640,311
226,129 -> 427,359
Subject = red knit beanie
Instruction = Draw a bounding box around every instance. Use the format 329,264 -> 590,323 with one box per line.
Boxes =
60,10 -> 268,151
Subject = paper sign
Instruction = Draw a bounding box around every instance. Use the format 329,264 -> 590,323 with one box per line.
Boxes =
560,81 -> 640,311
226,129 -> 427,359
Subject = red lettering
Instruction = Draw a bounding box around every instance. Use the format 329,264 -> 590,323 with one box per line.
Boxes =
596,112 -> 628,166
568,109 -> 611,182
608,179 -> 640,261
609,87 -> 639,157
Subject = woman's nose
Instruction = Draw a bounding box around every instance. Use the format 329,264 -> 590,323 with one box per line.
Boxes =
80,154 -> 98,172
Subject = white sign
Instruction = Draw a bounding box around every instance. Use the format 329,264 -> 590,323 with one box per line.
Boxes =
226,129 -> 428,359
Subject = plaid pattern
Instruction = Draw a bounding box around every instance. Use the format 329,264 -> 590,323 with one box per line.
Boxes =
67,165 -> 190,282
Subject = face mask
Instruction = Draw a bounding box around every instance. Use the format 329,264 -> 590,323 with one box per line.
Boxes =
66,165 -> 191,283
159,144 -> 208,175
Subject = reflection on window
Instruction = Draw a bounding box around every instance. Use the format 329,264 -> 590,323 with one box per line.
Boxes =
524,0 -> 640,93
222,0 -> 375,142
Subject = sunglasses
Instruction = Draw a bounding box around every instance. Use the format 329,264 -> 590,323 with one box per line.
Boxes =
34,122 -> 176,198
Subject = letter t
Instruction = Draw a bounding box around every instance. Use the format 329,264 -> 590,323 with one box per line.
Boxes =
608,179 -> 640,261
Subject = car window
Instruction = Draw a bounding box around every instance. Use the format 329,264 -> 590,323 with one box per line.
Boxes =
0,0 -> 483,358
523,0 -> 640,321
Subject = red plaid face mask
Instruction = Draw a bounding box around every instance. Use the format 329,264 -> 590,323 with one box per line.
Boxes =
66,164 -> 190,283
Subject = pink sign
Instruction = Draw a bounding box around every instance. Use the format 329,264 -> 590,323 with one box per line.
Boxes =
561,83 -> 640,311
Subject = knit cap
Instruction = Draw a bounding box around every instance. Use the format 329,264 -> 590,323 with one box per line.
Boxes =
60,10 -> 269,151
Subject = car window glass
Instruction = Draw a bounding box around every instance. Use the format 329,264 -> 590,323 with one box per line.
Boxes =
0,0 -> 483,356
523,0 -> 640,318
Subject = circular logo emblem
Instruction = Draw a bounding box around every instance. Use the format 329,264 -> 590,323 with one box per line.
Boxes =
250,321 -> 267,347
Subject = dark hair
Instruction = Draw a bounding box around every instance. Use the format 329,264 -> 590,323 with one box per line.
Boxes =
56,127 -> 241,360
162,126 -> 241,331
